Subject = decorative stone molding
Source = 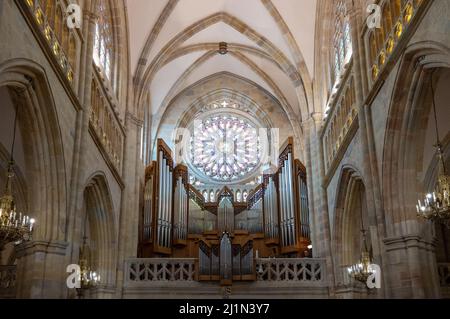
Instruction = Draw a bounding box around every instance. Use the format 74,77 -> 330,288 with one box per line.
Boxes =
15,240 -> 69,258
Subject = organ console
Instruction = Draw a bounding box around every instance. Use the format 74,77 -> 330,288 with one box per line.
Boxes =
138,136 -> 311,282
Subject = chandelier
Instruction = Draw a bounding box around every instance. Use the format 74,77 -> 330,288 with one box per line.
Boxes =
416,70 -> 450,227
0,105 -> 35,248
76,236 -> 100,298
347,229 -> 375,284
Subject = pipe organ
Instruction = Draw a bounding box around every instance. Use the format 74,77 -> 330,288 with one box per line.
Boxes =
156,139 -> 174,254
139,136 -> 310,268
263,175 -> 279,244
173,164 -> 189,246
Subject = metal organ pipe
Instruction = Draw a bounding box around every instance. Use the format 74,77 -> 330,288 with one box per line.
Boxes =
280,167 -> 287,247
286,153 -> 294,246
161,157 -> 167,247
284,163 -> 289,246
168,165 -> 173,247
158,152 -> 163,247
271,179 -> 278,238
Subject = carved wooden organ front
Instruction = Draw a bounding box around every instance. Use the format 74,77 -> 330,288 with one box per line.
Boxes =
138,137 -> 311,281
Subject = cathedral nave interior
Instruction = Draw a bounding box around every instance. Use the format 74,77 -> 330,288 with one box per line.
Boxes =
0,0 -> 449,299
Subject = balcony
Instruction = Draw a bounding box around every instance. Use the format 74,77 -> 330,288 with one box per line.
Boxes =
365,0 -> 427,87
255,258 -> 326,285
90,73 -> 125,175
20,0 -> 80,89
321,71 -> 358,178
122,257 -> 329,298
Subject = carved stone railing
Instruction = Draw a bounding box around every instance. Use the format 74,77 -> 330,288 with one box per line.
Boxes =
90,75 -> 124,173
438,263 -> 450,287
247,184 -> 263,210
256,258 -> 326,284
189,184 -> 206,209
321,73 -> 358,175
364,0 -> 426,85
0,265 -> 17,298
124,258 -> 197,285
21,0 -> 79,86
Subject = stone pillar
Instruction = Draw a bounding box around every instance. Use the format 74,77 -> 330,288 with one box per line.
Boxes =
65,6 -> 101,298
303,112 -> 336,296
115,112 -> 142,298
383,234 -> 440,298
344,2 -> 387,298
15,241 -> 68,298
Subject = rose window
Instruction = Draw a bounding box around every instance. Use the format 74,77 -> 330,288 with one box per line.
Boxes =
190,113 -> 261,182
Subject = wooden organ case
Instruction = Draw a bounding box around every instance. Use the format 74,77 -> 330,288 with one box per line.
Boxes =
138,137 -> 311,283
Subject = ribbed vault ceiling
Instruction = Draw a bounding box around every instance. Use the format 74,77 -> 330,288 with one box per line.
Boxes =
127,0 -> 317,120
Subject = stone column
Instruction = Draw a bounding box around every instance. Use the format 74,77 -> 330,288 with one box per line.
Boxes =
64,5 -> 99,298
115,112 -> 142,297
303,112 -> 336,297
15,241 -> 68,298
383,234 -> 440,298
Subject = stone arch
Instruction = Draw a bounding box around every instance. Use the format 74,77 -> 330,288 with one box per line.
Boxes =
82,172 -> 117,292
0,59 -> 68,298
136,12 -> 305,111
382,41 -> 450,238
379,41 -> 450,298
332,166 -> 370,290
162,44 -> 279,71
152,51 -> 300,130
0,58 -> 67,242
174,88 -> 274,131
152,72 -> 299,160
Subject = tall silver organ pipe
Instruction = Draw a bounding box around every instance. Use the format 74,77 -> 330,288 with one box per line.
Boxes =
153,139 -> 174,254
173,165 -> 189,243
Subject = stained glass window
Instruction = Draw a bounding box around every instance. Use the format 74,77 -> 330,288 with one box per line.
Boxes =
236,190 -> 242,202
331,1 -> 352,85
93,0 -> 113,81
190,111 -> 261,182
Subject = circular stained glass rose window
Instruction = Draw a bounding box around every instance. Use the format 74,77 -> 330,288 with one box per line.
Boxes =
190,113 -> 261,182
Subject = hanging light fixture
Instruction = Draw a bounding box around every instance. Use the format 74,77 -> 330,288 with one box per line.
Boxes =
347,191 -> 376,284
0,104 -> 35,248
347,229 -> 375,284
416,70 -> 450,227
76,236 -> 100,298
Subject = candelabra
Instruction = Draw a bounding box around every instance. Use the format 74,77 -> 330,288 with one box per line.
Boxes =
76,237 -> 100,299
347,249 -> 374,284
416,70 -> 450,227
0,101 -> 35,248
416,145 -> 450,227
347,224 -> 375,285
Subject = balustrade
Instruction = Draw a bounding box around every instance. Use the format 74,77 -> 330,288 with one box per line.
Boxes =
90,76 -> 124,172
125,258 -> 196,284
23,0 -> 78,86
322,75 -> 357,173
366,0 -> 425,83
256,258 -> 325,283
